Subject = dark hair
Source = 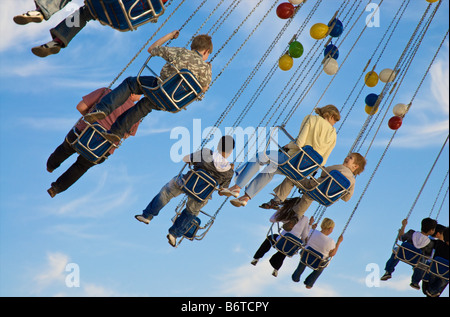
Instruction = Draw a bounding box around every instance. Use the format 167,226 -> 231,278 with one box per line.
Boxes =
433,224 -> 446,237
273,197 -> 300,223
421,217 -> 437,233
443,227 -> 449,243
218,135 -> 235,154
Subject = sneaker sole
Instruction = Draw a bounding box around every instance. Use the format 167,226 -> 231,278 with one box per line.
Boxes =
230,199 -> 247,207
84,112 -> 107,124
31,45 -> 61,58
13,15 -> 44,25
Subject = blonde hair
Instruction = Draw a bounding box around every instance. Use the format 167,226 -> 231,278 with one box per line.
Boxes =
321,218 -> 335,230
350,152 -> 367,175
315,105 -> 341,122
191,34 -> 213,53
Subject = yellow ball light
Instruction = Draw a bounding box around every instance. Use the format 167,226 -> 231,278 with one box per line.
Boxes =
279,54 -> 294,71
365,105 -> 379,115
426,0 -> 439,3
310,23 -> 329,40
365,71 -> 379,87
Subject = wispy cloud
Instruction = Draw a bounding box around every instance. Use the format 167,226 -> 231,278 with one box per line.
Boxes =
31,251 -> 124,296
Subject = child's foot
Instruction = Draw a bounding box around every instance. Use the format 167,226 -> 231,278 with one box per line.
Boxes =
31,41 -> 62,58
13,10 -> 44,25
250,258 -> 259,266
167,234 -> 177,247
47,186 -> 57,198
380,272 -> 392,281
134,215 -> 151,224
84,110 -> 107,124
219,188 -> 240,198
259,198 -> 281,210
230,196 -> 249,207
102,132 -> 121,143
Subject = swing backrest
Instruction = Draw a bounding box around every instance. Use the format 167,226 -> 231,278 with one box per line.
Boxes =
277,146 -> 323,182
182,169 -> 218,203
85,0 -> 165,31
274,233 -> 304,257
306,170 -> 351,207
395,241 -> 423,266
143,69 -> 203,113
71,122 -> 116,164
429,256 -> 449,280
183,217 -> 202,240
300,246 -> 325,270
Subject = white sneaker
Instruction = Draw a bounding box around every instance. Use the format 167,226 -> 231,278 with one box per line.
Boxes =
31,41 -> 62,58
13,10 -> 44,25
230,198 -> 248,207
134,215 -> 151,224
219,188 -> 240,198
167,234 -> 177,247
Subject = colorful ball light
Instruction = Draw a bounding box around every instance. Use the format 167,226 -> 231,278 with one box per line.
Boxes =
379,68 -> 396,83
388,116 -> 403,130
289,41 -> 304,58
393,103 -> 408,117
365,71 -> 379,87
279,54 -> 294,71
324,44 -> 339,60
365,93 -> 379,107
310,23 -> 329,40
289,0 -> 304,4
323,58 -> 339,75
276,2 -> 295,19
365,105 -> 379,115
328,18 -> 344,37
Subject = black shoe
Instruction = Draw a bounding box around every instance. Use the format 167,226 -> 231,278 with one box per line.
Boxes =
259,198 -> 281,210
47,187 -> 57,198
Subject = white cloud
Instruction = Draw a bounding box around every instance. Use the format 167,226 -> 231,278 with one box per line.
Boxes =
33,252 -> 69,292
31,251 -> 124,296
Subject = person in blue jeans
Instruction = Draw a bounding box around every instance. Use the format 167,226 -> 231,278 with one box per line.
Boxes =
425,227 -> 449,297
291,218 -> 343,289
13,0 -> 95,57
380,218 -> 437,290
84,30 -> 213,143
134,136 -> 235,247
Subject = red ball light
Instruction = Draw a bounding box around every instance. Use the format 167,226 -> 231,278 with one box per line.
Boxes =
276,2 -> 295,19
388,116 -> 403,130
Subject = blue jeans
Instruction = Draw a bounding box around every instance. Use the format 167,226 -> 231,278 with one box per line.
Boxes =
95,76 -> 159,137
35,0 -> 72,20
234,151 -> 288,198
50,5 -> 94,47
292,261 -> 324,288
142,176 -> 208,237
384,251 -> 400,274
427,274 -> 448,296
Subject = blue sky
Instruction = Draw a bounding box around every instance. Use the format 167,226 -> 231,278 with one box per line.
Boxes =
0,0 -> 448,298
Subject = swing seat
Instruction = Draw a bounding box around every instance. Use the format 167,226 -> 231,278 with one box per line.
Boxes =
274,233 -> 303,257
306,170 -> 351,207
182,169 -> 218,203
277,146 -> 323,182
142,69 -> 203,113
183,217 -> 201,240
85,0 -> 165,31
395,242 -> 423,266
300,246 -> 327,270
70,122 -> 117,164
429,256 -> 449,280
